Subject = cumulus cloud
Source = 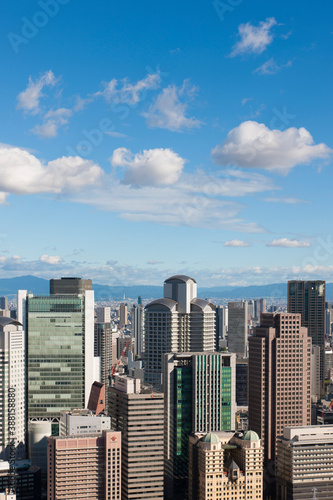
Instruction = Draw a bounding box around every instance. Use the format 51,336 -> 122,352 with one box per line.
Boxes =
266,238 -> 310,248
254,58 -> 292,75
211,121 -> 332,174
0,145 -> 103,198
40,254 -> 62,265
97,72 -> 161,105
224,240 -> 251,247
17,70 -> 57,114
111,147 -> 185,186
143,81 -> 201,131
230,18 -> 277,57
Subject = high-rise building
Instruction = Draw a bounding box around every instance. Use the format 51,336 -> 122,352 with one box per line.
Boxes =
17,279 -> 97,424
276,425 -> 333,499
228,301 -> 248,358
288,280 -> 325,388
94,322 -> 112,389
248,313 -> 312,462
163,352 -> 236,499
47,430 -> 121,500
0,297 -> 8,310
119,303 -> 128,327
96,307 -> 111,324
130,303 -> 144,356
312,345 -> 321,402
215,305 -> 228,343
188,430 -> 263,500
50,277 -> 92,295
144,275 -> 215,388
236,358 -> 248,406
0,318 -> 25,460
108,375 -> 164,500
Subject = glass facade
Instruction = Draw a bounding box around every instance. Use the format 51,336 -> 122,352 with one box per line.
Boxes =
174,366 -> 192,479
26,295 -> 86,420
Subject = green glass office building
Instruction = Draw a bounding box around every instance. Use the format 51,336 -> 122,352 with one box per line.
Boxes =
163,352 -> 236,500
18,288 -> 95,422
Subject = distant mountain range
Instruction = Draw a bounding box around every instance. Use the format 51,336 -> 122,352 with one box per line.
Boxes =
1,275 -> 333,302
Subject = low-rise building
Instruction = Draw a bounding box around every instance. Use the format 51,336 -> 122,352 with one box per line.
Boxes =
189,430 -> 263,500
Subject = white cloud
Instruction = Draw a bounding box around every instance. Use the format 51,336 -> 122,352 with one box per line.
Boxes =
111,147 -> 185,186
105,131 -> 129,139
32,107 -> 73,138
97,72 -> 161,105
72,174 -> 266,233
211,121 -> 332,174
17,70 -> 57,114
0,145 -> 103,198
265,197 -> 308,205
224,240 -> 250,247
147,260 -> 163,265
267,238 -> 310,248
254,57 -> 292,75
230,18 -> 277,57
40,254 -> 62,265
143,81 -> 201,131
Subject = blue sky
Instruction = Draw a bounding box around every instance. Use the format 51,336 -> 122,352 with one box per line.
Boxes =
1,0 -> 333,286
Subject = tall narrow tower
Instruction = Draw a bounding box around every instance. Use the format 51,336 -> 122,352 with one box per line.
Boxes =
288,280 -> 325,389
144,275 -> 215,388
0,318 -> 25,460
248,312 -> 312,462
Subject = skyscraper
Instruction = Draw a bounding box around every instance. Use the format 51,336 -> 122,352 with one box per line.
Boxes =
248,313 -> 312,462
18,278 -> 98,424
215,305 -> 228,345
94,322 -> 113,390
130,302 -> 144,356
163,352 -> 236,499
228,301 -> 248,358
96,306 -> 111,323
108,375 -> 164,500
119,303 -> 128,327
0,317 -> 25,460
144,275 -> 215,388
288,280 -> 325,389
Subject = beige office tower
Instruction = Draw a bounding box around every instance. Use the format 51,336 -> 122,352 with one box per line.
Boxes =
276,425 -> 333,499
119,303 -> 128,327
47,429 -> 121,500
108,375 -> 164,499
145,275 -> 215,388
249,313 -> 312,463
189,430 -> 263,500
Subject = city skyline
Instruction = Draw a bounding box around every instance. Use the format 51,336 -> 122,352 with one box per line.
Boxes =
1,1 -> 333,287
